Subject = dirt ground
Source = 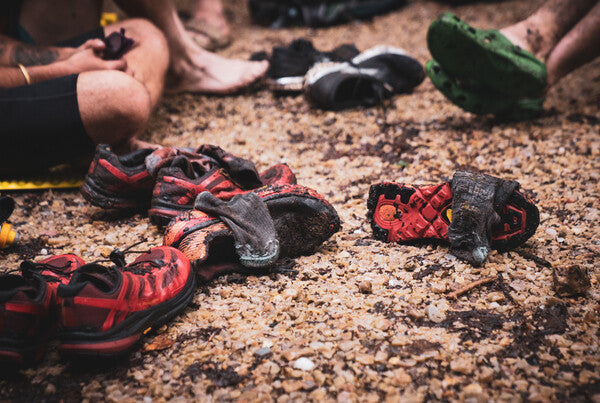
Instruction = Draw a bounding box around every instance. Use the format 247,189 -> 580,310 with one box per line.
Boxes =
1,0 -> 599,401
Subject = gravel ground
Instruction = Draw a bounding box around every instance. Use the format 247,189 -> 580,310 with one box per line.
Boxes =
1,0 -> 599,401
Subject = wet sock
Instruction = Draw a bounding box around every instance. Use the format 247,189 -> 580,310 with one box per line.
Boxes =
194,191 -> 279,268
103,28 -> 134,60
448,171 -> 519,266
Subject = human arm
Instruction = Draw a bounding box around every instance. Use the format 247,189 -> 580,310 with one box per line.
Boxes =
0,39 -> 128,88
0,34 -> 77,66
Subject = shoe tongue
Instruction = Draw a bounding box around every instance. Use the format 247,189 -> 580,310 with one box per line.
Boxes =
270,38 -> 325,78
72,264 -> 120,292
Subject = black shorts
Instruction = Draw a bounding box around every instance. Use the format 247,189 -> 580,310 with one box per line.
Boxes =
0,28 -> 104,175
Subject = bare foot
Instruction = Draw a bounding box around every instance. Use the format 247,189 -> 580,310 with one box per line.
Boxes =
167,45 -> 269,94
500,21 -> 557,61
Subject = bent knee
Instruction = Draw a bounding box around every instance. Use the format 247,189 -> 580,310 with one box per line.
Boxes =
78,71 -> 152,143
113,18 -> 168,56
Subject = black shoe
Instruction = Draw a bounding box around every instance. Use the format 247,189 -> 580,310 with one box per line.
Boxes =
304,45 -> 424,109
251,38 -> 360,93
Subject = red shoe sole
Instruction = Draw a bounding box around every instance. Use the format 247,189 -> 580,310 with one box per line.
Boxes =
367,182 -> 539,251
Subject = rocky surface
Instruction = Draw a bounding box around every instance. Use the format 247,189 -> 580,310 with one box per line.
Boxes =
1,0 -> 599,401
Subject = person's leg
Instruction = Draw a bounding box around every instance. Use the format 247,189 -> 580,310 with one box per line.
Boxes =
500,0 -> 598,61
545,2 -> 600,86
77,70 -> 153,154
115,0 -> 268,94
189,0 -> 230,38
103,18 -> 169,107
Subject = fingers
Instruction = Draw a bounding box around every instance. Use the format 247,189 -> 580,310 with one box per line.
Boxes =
81,39 -> 106,52
105,58 -> 128,72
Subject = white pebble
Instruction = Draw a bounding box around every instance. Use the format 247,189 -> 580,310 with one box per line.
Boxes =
293,357 -> 315,371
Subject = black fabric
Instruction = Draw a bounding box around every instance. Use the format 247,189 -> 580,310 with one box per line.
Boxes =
0,196 -> 15,223
307,65 -> 390,110
256,38 -> 360,79
194,191 -> 280,268
249,0 -> 406,28
0,74 -> 94,175
102,28 -> 134,60
448,171 -> 519,266
196,144 -> 263,189
54,27 -> 106,48
0,28 -> 105,175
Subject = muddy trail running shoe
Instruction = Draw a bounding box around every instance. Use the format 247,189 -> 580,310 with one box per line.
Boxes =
367,176 -> 539,257
57,246 -> 195,358
20,254 -> 86,292
0,273 -> 55,366
149,157 -> 297,226
164,184 -> 341,281
81,144 -> 218,210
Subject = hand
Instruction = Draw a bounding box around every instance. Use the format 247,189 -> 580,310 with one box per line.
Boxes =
60,39 -> 128,75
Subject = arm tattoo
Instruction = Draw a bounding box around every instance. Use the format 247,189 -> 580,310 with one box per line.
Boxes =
11,45 -> 59,66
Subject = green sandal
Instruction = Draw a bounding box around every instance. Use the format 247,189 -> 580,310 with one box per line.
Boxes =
426,60 -> 544,121
427,12 -> 547,98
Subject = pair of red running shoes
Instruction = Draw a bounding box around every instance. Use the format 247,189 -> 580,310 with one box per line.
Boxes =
81,144 -> 297,225
0,246 -> 194,365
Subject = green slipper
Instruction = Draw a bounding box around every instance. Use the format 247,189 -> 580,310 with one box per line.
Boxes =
426,60 -> 544,121
427,12 -> 547,98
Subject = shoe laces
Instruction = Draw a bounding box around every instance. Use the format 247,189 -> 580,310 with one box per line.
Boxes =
90,241 -> 162,275
20,260 -> 73,283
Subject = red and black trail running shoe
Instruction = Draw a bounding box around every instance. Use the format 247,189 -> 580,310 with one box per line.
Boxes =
81,145 -> 157,209
367,181 -> 539,251
164,184 -> 340,281
150,161 -> 297,226
57,246 -> 195,357
0,273 -> 55,365
21,254 -> 85,292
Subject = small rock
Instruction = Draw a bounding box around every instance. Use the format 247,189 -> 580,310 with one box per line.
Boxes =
358,280 -> 372,294
255,347 -> 272,359
44,383 -> 56,395
553,265 -> 590,296
427,304 -> 445,323
451,356 -> 474,374
293,357 -> 315,371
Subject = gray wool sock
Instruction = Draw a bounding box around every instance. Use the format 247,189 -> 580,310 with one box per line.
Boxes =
448,171 -> 519,266
194,191 -> 280,268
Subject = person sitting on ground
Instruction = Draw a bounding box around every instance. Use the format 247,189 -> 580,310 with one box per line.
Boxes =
0,0 -> 268,175
425,0 -> 600,119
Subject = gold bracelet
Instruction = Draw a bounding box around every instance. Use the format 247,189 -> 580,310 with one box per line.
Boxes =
17,63 -> 31,85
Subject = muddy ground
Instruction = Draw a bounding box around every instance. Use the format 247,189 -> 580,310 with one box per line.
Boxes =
1,0 -> 599,401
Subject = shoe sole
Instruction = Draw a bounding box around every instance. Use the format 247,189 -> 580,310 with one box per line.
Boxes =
426,59 -> 544,120
367,182 -> 539,251
0,338 -> 47,366
427,12 -> 547,98
81,175 -> 149,210
58,271 -> 196,358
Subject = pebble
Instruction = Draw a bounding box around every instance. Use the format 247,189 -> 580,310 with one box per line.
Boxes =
293,357 -> 315,371
255,347 -> 272,358
427,304 -> 445,323
358,280 -> 373,294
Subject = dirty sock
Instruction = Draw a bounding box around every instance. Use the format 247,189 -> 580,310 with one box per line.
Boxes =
448,171 -> 519,266
194,191 -> 279,267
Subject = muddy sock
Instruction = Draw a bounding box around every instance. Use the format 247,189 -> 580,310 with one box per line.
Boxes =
194,191 -> 279,268
448,171 -> 519,266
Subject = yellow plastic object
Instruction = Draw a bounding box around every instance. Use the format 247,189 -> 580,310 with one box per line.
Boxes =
0,164 -> 85,190
0,176 -> 83,190
100,12 -> 118,27
0,223 -> 18,249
